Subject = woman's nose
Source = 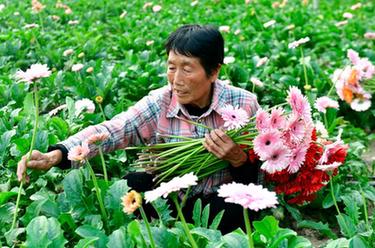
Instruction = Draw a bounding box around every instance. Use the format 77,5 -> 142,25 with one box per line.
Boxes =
173,69 -> 184,84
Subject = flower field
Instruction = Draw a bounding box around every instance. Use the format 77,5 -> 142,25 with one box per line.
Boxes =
0,0 -> 374,247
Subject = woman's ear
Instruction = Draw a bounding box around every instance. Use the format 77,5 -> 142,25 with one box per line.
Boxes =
210,64 -> 222,81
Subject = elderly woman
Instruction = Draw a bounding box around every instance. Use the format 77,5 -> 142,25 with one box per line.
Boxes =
17,24 -> 260,233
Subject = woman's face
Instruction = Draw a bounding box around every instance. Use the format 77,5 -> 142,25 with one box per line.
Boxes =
167,51 -> 219,108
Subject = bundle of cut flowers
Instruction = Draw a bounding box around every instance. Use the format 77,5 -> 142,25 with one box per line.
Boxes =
128,87 -> 348,200
332,49 -> 375,111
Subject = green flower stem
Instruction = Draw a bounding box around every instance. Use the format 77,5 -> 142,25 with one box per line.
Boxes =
299,47 -> 310,87
11,83 -> 40,231
139,206 -> 156,248
156,133 -> 194,141
359,186 -> 369,231
156,147 -> 202,183
98,146 -> 108,184
323,113 -> 328,129
98,103 -> 106,121
38,12 -> 45,33
243,208 -> 254,248
326,84 -> 335,97
86,160 -> 108,232
329,176 -> 341,215
172,195 -> 198,248
329,175 -> 350,236
10,180 -> 23,231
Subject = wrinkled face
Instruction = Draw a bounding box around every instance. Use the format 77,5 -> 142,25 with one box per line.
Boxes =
167,51 -> 219,108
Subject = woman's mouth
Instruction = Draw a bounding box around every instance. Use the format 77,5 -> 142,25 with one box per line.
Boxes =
175,89 -> 188,96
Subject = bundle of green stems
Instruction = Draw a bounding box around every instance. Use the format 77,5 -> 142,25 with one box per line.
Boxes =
127,122 -> 257,184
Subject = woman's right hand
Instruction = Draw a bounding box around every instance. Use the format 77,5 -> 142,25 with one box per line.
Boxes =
17,150 -> 62,182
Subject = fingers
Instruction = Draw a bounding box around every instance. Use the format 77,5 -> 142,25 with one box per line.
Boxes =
27,160 -> 49,170
17,156 -> 27,182
203,130 -> 227,158
16,150 -> 45,181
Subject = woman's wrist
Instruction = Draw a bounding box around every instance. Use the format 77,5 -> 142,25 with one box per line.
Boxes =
230,150 -> 248,168
48,149 -> 63,167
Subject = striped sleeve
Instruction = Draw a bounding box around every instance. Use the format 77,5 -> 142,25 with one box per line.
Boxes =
59,91 -> 163,167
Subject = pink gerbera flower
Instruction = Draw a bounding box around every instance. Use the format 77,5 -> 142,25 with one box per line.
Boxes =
285,116 -> 306,143
253,130 -> 283,160
269,107 -> 286,129
287,86 -> 311,120
220,104 -> 249,130
67,143 -> 90,162
287,145 -> 308,173
15,63 -> 51,83
255,108 -> 271,131
319,140 -> 347,164
217,182 -> 278,211
316,162 -> 342,172
314,96 -> 339,113
144,173 -> 198,203
261,144 -> 291,173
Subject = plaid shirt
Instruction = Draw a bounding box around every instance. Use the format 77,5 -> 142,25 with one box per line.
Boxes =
60,80 -> 260,196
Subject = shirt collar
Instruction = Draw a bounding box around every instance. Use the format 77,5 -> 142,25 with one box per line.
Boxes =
166,80 -> 227,119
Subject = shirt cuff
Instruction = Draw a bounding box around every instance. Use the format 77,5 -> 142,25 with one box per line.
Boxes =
47,144 -> 71,170
229,159 -> 260,184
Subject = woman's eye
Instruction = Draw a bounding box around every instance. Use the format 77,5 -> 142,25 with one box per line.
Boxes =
183,68 -> 192,73
168,67 -> 176,71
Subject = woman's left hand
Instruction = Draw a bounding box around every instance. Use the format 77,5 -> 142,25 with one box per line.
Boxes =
203,129 -> 247,167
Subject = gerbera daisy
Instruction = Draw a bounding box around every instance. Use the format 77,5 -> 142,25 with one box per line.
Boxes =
253,130 -> 283,159
261,144 -> 291,173
220,104 -> 249,130
269,107 -> 286,129
217,182 -> 278,211
255,108 -> 270,131
287,145 -> 308,173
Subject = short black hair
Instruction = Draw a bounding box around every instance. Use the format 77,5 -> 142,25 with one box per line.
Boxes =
165,24 -> 224,77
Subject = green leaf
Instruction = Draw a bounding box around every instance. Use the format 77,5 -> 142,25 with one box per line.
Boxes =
0,191 -> 17,205
349,235 -> 369,248
62,170 -> 85,208
107,227 -> 130,248
268,228 -> 297,248
66,96 -> 76,124
283,203 -> 302,222
222,232 -> 248,248
4,227 -> 25,247
75,225 -> 108,248
0,130 -> 16,165
253,215 -> 279,240
325,238 -> 349,248
322,183 -> 340,209
209,210 -> 224,230
48,117 -> 69,140
192,198 -> 202,227
341,195 -> 359,225
74,237 -> 100,248
191,227 -> 222,243
105,179 -> 129,210
34,130 -> 49,152
151,197 -> 174,226
58,213 -> 77,232
25,216 -> 67,248
297,220 -> 337,239
201,203 -> 210,228
149,226 -> 179,248
287,236 -> 312,248
127,220 -> 146,248
23,92 -> 35,117
336,214 -> 357,238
